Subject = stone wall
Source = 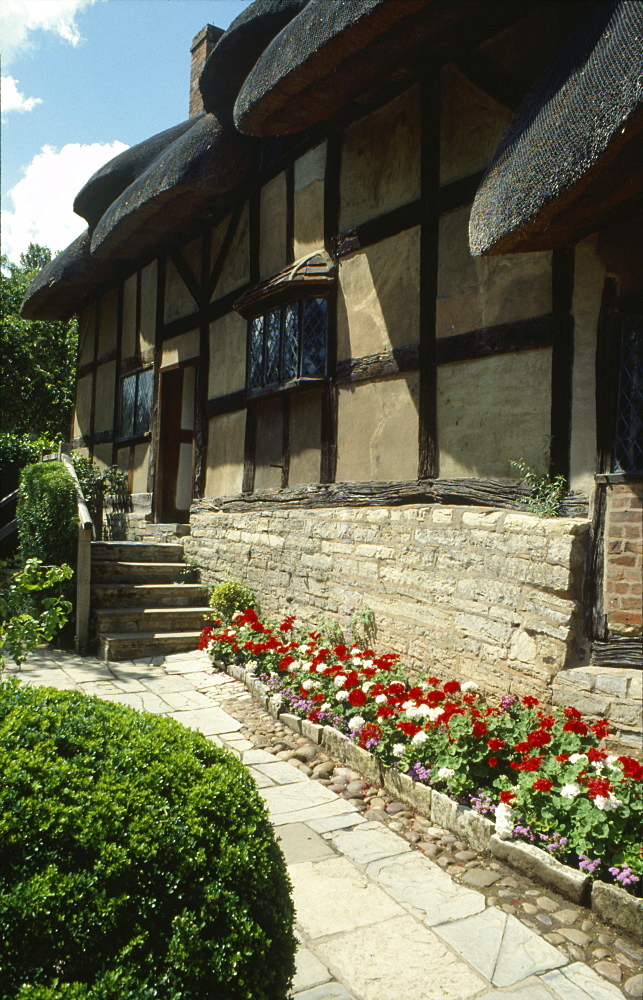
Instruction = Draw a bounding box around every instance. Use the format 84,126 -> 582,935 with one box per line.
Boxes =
184,504 -> 591,700
604,482 -> 643,636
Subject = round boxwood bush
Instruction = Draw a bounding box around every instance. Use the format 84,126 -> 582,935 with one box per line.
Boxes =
0,680 -> 296,1000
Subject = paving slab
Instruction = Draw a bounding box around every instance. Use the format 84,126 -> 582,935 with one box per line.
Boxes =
330,825 -> 411,865
475,979 -> 560,1000
138,674 -> 199,694
247,769 -> 275,788
542,962 -> 628,1000
76,680 -> 125,696
107,661 -> 166,680
435,907 -> 567,987
19,672 -> 79,690
158,689 -> 215,711
292,983 -> 355,1000
305,812 -> 369,835
241,748 -> 277,765
292,946 -> 333,993
60,662 -> 115,683
313,913 -> 487,1000
166,707 -> 242,735
288,856 -> 402,939
366,851 -> 486,926
99,690 -> 171,713
271,798 -> 363,828
252,761 -> 311,785
259,780 -> 342,816
163,659 -> 207,674
277,823 -> 336,865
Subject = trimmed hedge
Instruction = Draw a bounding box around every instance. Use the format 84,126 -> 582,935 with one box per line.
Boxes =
0,681 -> 296,1000
17,461 -> 78,569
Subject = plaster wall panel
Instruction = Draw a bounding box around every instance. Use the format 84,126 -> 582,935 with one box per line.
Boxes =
205,410 -> 246,498
437,205 -> 552,338
164,245 -> 199,324
175,442 -> 194,511
211,203 -> 250,300
336,375 -> 420,482
78,305 -> 96,366
440,64 -> 511,186
570,235 -> 602,496
117,447 -> 130,475
438,349 -> 552,479
73,376 -> 93,439
122,274 -> 137,359
181,365 -> 195,431
338,227 -> 421,361
260,173 -> 287,279
289,390 -> 322,484
97,288 -> 119,357
93,361 -> 116,434
161,329 -> 199,369
254,398 -> 283,489
340,85 -> 421,232
139,261 -> 157,350
208,312 -> 247,398
132,442 -> 150,494
92,444 -> 113,470
294,141 -> 326,258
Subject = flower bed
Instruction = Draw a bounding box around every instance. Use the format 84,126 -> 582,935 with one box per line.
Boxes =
199,610 -> 643,905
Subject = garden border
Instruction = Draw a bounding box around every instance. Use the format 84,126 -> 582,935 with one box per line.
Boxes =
227,661 -> 643,940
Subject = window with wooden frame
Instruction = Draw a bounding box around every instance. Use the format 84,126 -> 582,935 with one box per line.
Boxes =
613,317 -> 643,475
119,368 -> 153,440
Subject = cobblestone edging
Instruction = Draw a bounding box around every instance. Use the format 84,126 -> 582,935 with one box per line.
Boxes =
228,662 -> 643,941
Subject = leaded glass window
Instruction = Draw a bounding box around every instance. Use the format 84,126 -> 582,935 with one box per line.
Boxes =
119,368 -> 153,440
613,318 -> 643,474
246,296 -> 328,390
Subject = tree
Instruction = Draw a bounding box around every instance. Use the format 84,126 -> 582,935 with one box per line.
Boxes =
0,244 -> 78,441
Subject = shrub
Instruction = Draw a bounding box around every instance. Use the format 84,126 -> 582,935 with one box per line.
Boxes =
208,579 -> 259,623
0,432 -> 57,497
0,681 -> 296,999
0,559 -> 73,670
17,461 -> 78,568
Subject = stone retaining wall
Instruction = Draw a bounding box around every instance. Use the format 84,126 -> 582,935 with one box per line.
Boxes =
185,504 -> 591,700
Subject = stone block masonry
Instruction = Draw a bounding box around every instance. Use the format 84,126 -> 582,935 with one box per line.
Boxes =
604,482 -> 643,636
185,504 -> 591,700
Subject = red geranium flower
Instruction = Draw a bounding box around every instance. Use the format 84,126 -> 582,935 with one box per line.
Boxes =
527,729 -> 552,748
388,682 -> 406,696
587,777 -> 612,799
443,680 -> 461,694
562,719 -> 588,736
618,756 -> 643,781
313,693 -> 325,703
517,755 -> 544,772
348,688 -> 367,707
514,741 -> 530,753
279,655 -> 295,672
377,705 -> 395,719
556,753 -> 570,762
463,693 -> 477,704
592,718 -> 612,739
488,738 -> 506,751
426,690 -> 445,705
487,757 -> 499,767
563,706 -> 583,719
533,778 -> 553,793
499,790 -> 515,804
472,721 -> 488,738
522,696 -> 539,707
587,747 -> 607,763
397,721 -> 422,737
427,676 -> 441,686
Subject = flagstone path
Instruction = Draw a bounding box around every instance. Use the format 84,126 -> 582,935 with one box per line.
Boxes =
7,648 -> 641,1000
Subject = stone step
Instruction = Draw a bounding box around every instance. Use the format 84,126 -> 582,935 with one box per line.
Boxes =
99,631 -> 204,661
95,606 -> 212,633
91,582 -> 207,608
92,561 -> 186,584
92,541 -> 185,563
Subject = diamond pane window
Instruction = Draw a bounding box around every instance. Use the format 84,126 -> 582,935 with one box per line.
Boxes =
265,309 -> 281,385
249,316 -> 264,388
135,368 -> 154,435
283,303 -> 299,381
301,298 -> 327,377
119,368 -> 153,440
613,318 -> 643,474
119,374 -> 136,438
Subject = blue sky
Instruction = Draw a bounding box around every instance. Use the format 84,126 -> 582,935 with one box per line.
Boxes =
1,0 -> 253,262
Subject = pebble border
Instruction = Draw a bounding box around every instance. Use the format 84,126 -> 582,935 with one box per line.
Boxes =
229,662 -> 643,940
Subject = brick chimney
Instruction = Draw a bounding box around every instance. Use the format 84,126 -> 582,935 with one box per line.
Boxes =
189,24 -> 223,117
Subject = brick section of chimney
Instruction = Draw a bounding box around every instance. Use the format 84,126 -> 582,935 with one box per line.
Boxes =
190,24 -> 223,118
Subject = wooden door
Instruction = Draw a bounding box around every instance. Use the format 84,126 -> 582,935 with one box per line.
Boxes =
157,363 -> 196,522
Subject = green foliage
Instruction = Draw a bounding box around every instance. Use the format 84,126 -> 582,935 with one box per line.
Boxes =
0,559 -> 73,670
0,682 -> 296,999
208,579 -> 258,623
0,245 -> 78,441
70,454 -> 128,530
510,458 -> 567,517
17,462 -> 78,569
0,432 -> 57,497
349,606 -> 376,647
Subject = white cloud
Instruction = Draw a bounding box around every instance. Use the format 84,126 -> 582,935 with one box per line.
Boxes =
0,0 -> 100,67
1,140 -> 129,262
1,76 -> 42,119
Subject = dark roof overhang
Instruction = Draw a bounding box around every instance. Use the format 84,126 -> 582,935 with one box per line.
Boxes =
19,230 -> 120,321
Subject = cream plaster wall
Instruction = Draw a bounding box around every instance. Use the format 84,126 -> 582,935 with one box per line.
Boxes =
93,362 -> 116,433
140,261 -> 157,350
205,410 -> 246,498
440,64 -> 511,186
336,375 -> 419,482
122,274 -> 137,359
164,244 -> 199,323
340,85 -> 421,231
132,442 -> 150,494
175,443 -> 194,511
289,390 -> 322,484
260,173 -> 287,279
73,375 -> 93,439
97,288 -> 118,356
438,349 -> 552,479
337,227 -> 421,361
437,205 -> 552,338
208,312 -> 247,398
78,305 -> 96,366
570,236 -> 602,497
161,329 -> 199,369
211,203 -> 251,299
92,444 -> 112,470
294,142 -> 326,258
254,399 -> 283,489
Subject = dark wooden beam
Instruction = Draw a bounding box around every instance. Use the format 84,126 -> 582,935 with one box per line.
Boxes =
169,245 -> 203,310
148,252 -> 166,500
591,637 -> 643,669
436,314 -> 553,365
93,429 -> 114,445
207,201 -> 245,301
418,64 -> 440,479
438,170 -> 485,214
332,200 -> 422,258
111,281 -> 124,464
324,127 -> 341,253
550,247 -> 575,481
191,477 -> 588,517
336,344 -> 420,383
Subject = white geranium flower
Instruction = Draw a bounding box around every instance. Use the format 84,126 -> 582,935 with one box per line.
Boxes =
348,715 -> 365,730
231,611 -> 244,621
361,681 -> 374,693
461,681 -> 479,693
335,690 -> 349,702
392,743 -> 406,757
375,694 -> 387,704
321,703 -> 330,711
402,700 -> 417,712
362,659 -> 374,668
411,730 -> 428,746
415,704 -> 433,718
334,674 -> 347,688
594,794 -> 622,812
426,707 -> 444,722
495,802 -> 515,840
569,753 -> 588,764
351,656 -> 362,666
436,767 -> 455,781
301,679 -> 316,691
299,644 -> 312,653
245,660 -> 258,670
560,782 -> 582,799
